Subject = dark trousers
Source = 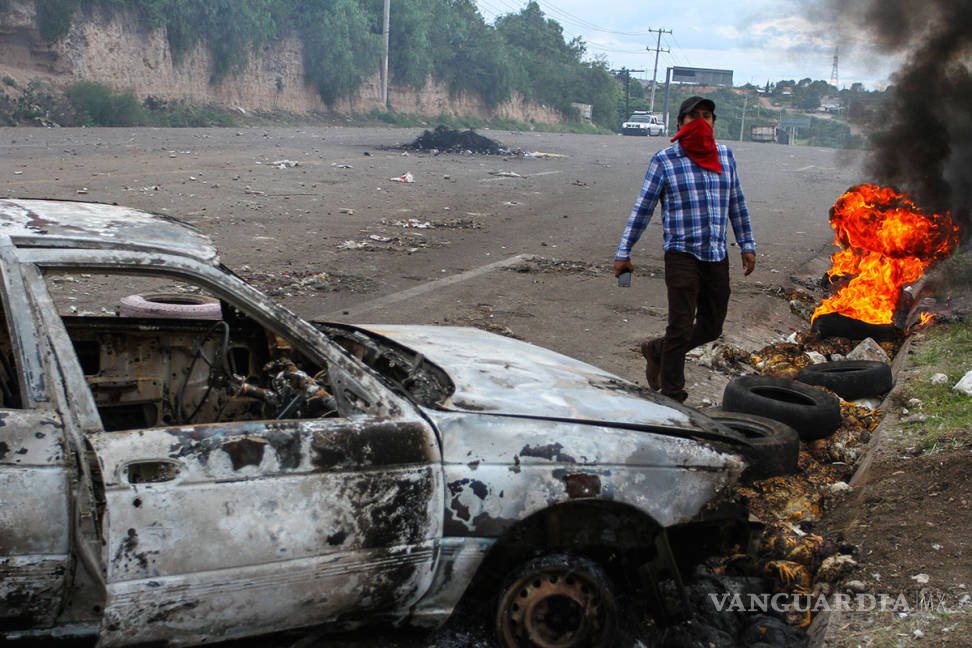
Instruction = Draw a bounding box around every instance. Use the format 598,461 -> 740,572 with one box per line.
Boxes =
648,250 -> 730,402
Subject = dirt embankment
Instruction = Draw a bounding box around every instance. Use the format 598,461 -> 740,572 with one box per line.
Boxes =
0,0 -> 563,123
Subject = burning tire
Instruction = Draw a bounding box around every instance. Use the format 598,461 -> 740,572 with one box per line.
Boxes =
119,293 -> 222,320
810,312 -> 895,342
496,554 -> 617,648
706,409 -> 800,480
722,375 -> 841,441
796,360 -> 893,400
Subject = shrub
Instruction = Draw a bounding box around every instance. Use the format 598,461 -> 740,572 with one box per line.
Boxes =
65,81 -> 144,126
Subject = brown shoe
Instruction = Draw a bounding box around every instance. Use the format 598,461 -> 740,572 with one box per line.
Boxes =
640,339 -> 662,391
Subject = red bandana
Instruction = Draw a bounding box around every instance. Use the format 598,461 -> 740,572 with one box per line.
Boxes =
670,118 -> 723,174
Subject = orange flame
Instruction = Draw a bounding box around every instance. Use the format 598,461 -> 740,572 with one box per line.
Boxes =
812,185 -> 959,325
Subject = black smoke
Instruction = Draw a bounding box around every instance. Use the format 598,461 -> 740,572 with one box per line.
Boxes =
823,0 -> 972,240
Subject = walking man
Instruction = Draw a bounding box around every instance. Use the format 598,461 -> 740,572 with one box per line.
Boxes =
614,96 -> 756,402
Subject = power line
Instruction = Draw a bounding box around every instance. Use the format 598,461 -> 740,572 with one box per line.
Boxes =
477,0 -> 661,37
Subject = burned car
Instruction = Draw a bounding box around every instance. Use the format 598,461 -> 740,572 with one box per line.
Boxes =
0,199 -> 766,647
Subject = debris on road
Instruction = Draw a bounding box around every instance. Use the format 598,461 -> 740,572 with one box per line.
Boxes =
401,125 -> 506,155
508,256 -> 601,276
272,159 -> 299,168
390,172 -> 414,183
397,218 -> 430,229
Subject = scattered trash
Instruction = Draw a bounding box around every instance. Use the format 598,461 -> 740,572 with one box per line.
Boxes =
334,163 -> 353,169
930,372 -> 949,385
337,240 -> 368,250
77,188 -> 88,194
953,370 -> 972,396
524,151 -> 568,158
489,170 -> 522,178
816,554 -> 858,582
805,351 -> 827,364
390,172 -> 414,183
272,159 -> 299,168
911,573 -> 930,585
397,218 -> 430,229
244,188 -> 266,196
338,208 -> 354,215
829,481 -> 851,494
13,171 -> 23,175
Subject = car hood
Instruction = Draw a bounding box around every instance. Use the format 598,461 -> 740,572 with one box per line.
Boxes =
356,324 -> 718,433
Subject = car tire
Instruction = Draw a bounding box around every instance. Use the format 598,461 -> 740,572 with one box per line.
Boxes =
496,554 -> 618,648
796,360 -> 893,400
119,293 -> 222,320
722,375 -> 841,441
810,312 -> 895,342
706,409 -> 800,479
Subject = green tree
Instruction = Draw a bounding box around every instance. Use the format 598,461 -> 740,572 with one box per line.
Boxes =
36,0 -> 81,42
430,0 -> 513,108
296,0 -> 381,107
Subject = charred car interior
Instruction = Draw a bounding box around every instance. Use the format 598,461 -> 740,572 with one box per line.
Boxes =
1,199 -> 768,648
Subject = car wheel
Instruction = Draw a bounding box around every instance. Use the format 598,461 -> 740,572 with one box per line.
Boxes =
496,554 -> 618,648
722,375 -> 841,441
706,409 -> 800,479
796,360 -> 893,400
119,293 -> 222,320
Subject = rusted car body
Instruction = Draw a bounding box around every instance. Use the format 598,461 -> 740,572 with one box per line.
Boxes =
0,199 -> 753,646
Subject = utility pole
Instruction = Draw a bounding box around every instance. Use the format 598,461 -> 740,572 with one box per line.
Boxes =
830,47 -> 839,88
646,27 -> 672,113
615,68 -> 645,117
381,0 -> 390,107
739,93 -> 748,142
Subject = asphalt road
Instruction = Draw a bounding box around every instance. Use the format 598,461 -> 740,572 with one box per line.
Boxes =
1,125 -> 867,406
1,125 -> 870,647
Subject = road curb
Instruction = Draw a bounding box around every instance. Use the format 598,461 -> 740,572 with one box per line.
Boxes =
806,333 -> 918,647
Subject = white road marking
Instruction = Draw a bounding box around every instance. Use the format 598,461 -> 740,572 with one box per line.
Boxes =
317,254 -> 531,319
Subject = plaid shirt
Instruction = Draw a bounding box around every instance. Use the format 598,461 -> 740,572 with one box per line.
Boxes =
615,141 -> 756,262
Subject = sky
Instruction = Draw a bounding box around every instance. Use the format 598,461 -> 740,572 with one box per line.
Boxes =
474,0 -> 901,90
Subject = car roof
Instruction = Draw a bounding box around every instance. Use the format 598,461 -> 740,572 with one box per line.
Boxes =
0,198 -> 219,264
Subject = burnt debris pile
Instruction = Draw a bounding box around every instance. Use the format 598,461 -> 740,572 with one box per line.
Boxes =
404,126 -> 508,155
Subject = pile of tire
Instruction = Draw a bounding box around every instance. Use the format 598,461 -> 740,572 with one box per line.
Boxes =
722,375 -> 841,441
719,360 -> 893,444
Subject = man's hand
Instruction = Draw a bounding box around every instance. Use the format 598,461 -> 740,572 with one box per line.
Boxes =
614,259 -> 634,277
741,252 -> 756,276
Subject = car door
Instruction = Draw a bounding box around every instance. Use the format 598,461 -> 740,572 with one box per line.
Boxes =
89,416 -> 442,646
20,258 -> 444,646
0,246 -> 71,631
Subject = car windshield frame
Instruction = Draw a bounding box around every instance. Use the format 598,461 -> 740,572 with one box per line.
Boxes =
15,246 -> 415,421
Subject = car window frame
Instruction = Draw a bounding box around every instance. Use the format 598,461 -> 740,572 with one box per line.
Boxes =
0,240 -> 51,406
16,247 -> 419,429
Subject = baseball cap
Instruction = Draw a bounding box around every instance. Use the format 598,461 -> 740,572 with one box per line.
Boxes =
678,96 -> 716,120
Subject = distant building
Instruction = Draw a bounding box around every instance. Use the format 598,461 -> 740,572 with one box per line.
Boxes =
571,102 -> 593,123
669,67 -> 733,87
